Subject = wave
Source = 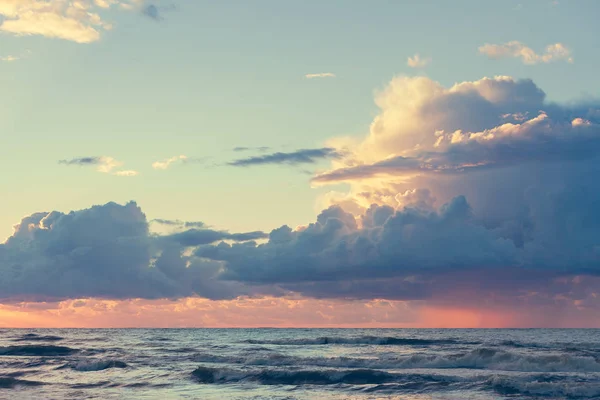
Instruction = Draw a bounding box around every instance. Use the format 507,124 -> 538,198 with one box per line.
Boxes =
192,366 -> 433,385
190,366 -> 600,398
360,375 -> 600,399
192,347 -> 600,373
59,359 -> 128,372
486,375 -> 600,398
0,345 -> 78,357
13,333 -> 63,342
243,336 -> 473,346
0,377 -> 44,388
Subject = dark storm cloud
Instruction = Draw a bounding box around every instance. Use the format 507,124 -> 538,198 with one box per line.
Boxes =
228,148 -> 342,167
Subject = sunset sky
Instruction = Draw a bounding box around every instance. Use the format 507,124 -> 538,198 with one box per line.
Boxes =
2,0 -> 600,328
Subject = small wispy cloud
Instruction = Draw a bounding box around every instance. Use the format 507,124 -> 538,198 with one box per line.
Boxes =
228,148 -> 342,167
232,146 -> 270,152
151,219 -> 205,228
114,170 -> 139,177
140,3 -> 176,21
152,155 -> 188,170
407,54 -> 431,68
1,49 -> 31,62
305,72 -> 336,79
1,55 -> 19,62
142,4 -> 162,20
479,41 -> 573,64
59,156 -> 137,177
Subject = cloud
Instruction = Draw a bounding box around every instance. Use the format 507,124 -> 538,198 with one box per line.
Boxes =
0,0 -> 152,43
232,146 -> 270,152
59,156 -> 138,177
151,219 -> 205,228
142,4 -> 161,20
140,3 -> 175,21
407,54 -> 431,68
228,148 -> 342,167
0,49 -> 30,62
114,170 -> 139,177
305,73 -> 336,79
0,201 -> 272,302
152,155 -> 208,169
152,155 -> 187,170
4,75 -> 600,321
479,41 -> 573,64
312,76 -> 598,184
168,229 -> 267,247
1,55 -> 19,62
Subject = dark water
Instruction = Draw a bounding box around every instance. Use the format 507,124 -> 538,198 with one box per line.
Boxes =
1,329 -> 600,399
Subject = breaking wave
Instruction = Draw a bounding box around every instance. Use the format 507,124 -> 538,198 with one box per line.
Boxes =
486,375 -> 600,398
191,367 -> 600,398
193,347 -> 600,373
59,359 -> 129,372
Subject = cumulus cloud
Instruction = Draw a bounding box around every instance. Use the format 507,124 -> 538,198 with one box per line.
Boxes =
228,148 -> 342,167
479,41 -> 573,64
0,202 -> 272,301
59,156 -> 138,176
0,0 -> 153,43
407,54 -> 431,68
312,76 -> 598,185
305,73 -> 336,79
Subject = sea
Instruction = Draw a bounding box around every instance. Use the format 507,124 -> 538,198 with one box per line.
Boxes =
1,329 -> 600,399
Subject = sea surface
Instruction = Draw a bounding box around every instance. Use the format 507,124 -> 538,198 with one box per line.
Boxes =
1,329 -> 600,399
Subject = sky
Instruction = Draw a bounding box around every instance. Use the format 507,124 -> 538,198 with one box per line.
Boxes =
1,0 -> 600,328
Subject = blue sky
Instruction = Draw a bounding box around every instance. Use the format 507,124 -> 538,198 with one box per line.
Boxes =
1,0 -> 598,240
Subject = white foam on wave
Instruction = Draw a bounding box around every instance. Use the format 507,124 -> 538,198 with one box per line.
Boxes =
68,359 -> 128,372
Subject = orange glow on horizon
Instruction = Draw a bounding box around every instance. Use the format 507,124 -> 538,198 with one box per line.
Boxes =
1,296 -> 598,329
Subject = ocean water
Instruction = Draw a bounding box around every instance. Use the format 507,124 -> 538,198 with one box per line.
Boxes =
1,329 -> 600,399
